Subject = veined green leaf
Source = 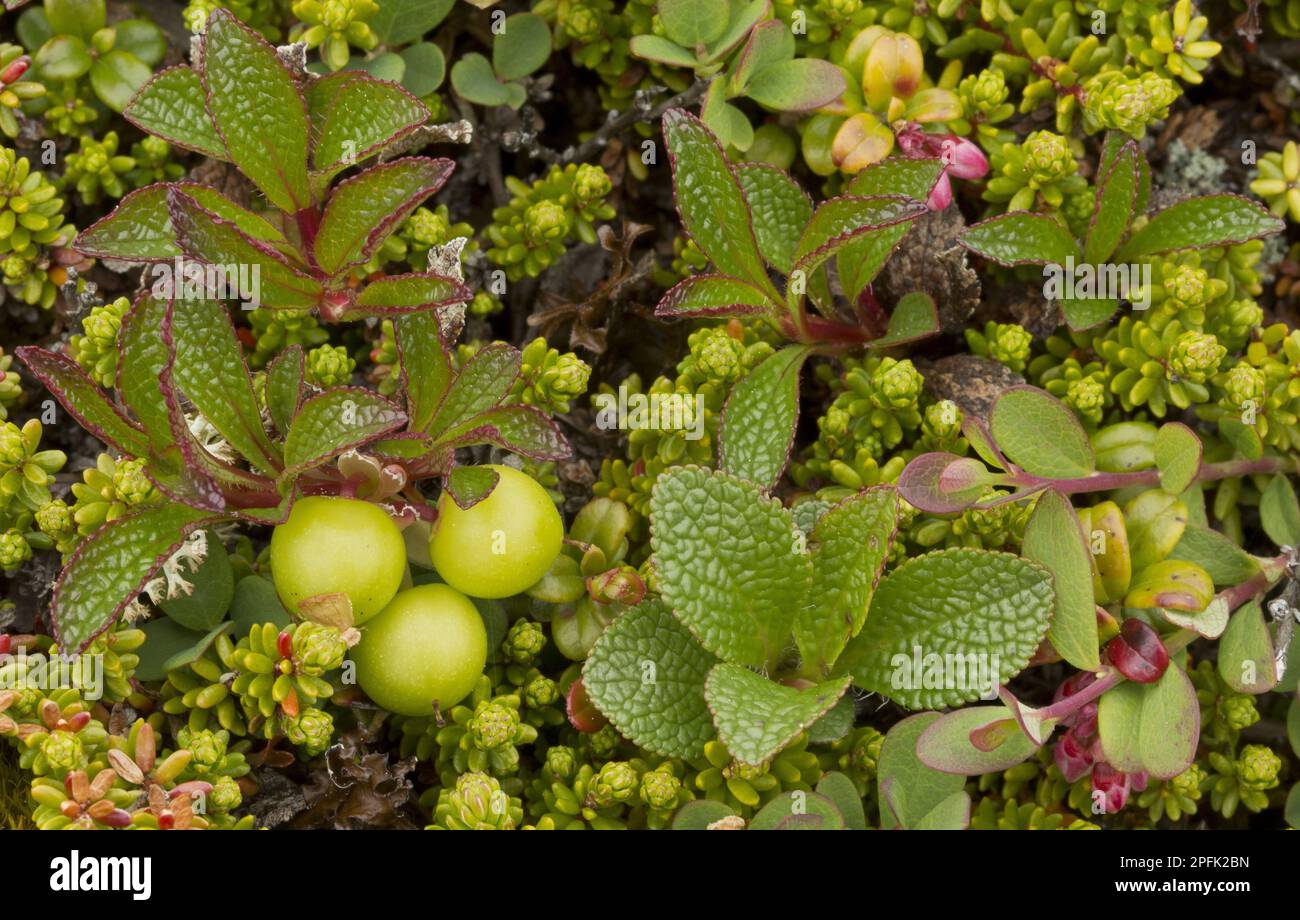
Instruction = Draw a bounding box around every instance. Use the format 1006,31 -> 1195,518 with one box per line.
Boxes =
309,71 -> 430,177
427,342 -> 518,436
736,162 -> 812,274
264,345 -> 304,436
791,194 -> 924,278
164,296 -> 280,474
14,347 -> 150,459
168,189 -> 323,309
582,599 -> 718,760
844,157 -> 944,202
718,345 -> 811,489
393,308 -> 454,433
444,465 -> 499,510
117,293 -> 177,459
1117,194 -> 1284,260
352,273 -> 471,318
74,184 -> 181,262
650,466 -> 812,668
705,664 -> 850,766
1084,139 -> 1138,265
839,548 -> 1055,709
655,274 -> 775,318
797,486 -> 897,676
959,211 -> 1078,266
438,405 -> 569,461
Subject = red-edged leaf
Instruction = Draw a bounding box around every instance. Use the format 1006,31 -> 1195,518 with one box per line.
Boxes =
14,347 -> 150,458
1084,139 -> 1139,265
655,274 -> 776,318
393,308 -> 454,433
199,9 -> 312,214
792,195 -> 925,280
314,158 -> 454,276
281,387 -> 407,476
440,405 -> 570,461
51,504 -> 226,653
428,342 -> 520,436
735,162 -> 813,274
168,189 -> 323,309
844,158 -> 945,202
1117,194 -> 1284,260
265,344 -> 305,436
76,183 -> 289,264
662,107 -> 779,300
117,292 -> 178,460
124,65 -> 226,159
897,452 -> 993,513
74,185 -> 181,262
915,706 -> 1040,775
308,70 -> 430,178
444,465 -> 500,511
163,296 -> 281,474
174,182 -> 288,245
959,211 -> 1078,266
351,272 -> 472,318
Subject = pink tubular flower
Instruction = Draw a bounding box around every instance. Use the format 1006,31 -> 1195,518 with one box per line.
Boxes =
1090,763 -> 1133,814
894,125 -> 989,211
1053,728 -> 1095,783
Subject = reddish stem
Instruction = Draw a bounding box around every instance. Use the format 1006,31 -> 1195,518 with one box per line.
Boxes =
1036,560 -> 1288,725
982,456 -> 1298,507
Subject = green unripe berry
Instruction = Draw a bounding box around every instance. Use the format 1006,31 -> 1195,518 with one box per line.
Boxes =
430,465 -> 564,599
352,583 -> 488,717
270,496 -> 407,624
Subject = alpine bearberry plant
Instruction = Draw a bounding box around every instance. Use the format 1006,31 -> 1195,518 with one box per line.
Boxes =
0,0 -> 1299,841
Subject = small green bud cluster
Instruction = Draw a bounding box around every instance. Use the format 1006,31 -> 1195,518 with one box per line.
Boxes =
68,297 -> 131,389
512,337 -> 592,414
291,0 -> 380,71
486,163 -> 617,280
1,146 -> 73,310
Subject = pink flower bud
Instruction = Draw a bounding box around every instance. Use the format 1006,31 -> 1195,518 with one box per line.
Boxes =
939,135 -> 989,180
925,171 -> 952,211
